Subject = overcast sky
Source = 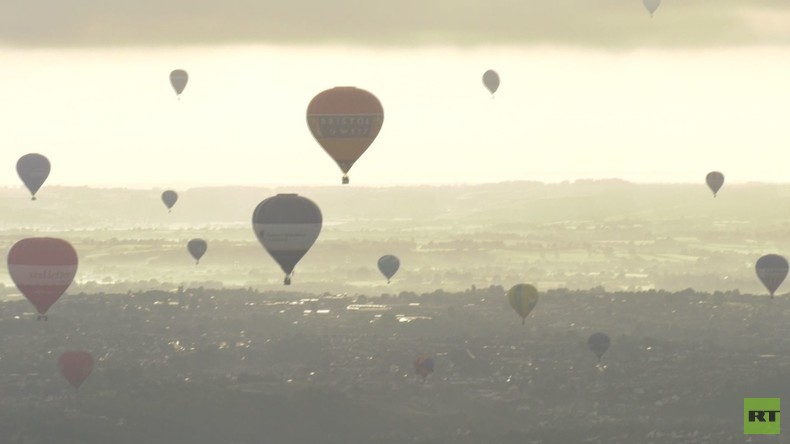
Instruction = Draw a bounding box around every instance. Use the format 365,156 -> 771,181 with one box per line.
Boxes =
1,1 -> 789,188
1,1 -> 789,48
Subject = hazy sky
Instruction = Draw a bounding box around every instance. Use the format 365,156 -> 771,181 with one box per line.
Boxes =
1,2 -> 790,187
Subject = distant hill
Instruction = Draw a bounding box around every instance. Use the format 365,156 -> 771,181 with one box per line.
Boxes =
3,181 -> 790,229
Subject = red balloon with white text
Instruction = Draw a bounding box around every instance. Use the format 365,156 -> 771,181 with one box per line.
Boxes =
7,238 -> 78,318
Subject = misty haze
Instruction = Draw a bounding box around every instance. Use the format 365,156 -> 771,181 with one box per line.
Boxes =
2,1 -> 790,444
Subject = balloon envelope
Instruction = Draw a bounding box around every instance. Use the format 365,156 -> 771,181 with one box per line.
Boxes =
58,351 -> 93,389
507,284 -> 539,324
756,254 -> 788,298
377,255 -> 400,283
706,171 -> 724,197
306,87 -> 384,184
170,69 -> 188,95
414,355 -> 435,378
187,239 -> 207,264
7,238 -> 78,315
588,333 -> 611,360
483,70 -> 500,94
162,190 -> 178,210
16,153 -> 50,200
643,0 -> 660,16
252,194 -> 322,284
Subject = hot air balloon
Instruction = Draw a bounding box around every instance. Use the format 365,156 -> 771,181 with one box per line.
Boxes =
187,239 -> 207,264
643,0 -> 661,17
414,355 -> 435,380
483,70 -> 500,96
16,153 -> 50,200
162,190 -> 178,212
170,69 -> 188,97
756,254 -> 788,299
58,351 -> 93,390
306,87 -> 384,184
7,238 -> 78,320
507,284 -> 539,325
588,333 -> 610,362
252,194 -> 322,285
377,255 -> 400,284
706,171 -> 724,197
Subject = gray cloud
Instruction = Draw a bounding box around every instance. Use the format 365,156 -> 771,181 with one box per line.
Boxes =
0,0 -> 788,48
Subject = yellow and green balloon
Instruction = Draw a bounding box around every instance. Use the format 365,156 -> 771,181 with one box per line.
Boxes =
507,284 -> 539,325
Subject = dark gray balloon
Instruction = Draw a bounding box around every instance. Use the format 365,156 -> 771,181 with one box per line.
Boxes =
377,255 -> 400,283
756,254 -> 788,298
170,69 -> 188,96
643,0 -> 661,16
587,332 -> 610,361
187,239 -> 207,264
706,171 -> 724,197
16,153 -> 50,200
483,70 -> 500,95
162,190 -> 178,212
252,194 -> 322,285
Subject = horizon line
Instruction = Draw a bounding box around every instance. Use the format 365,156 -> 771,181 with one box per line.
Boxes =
1,179 -> 788,191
